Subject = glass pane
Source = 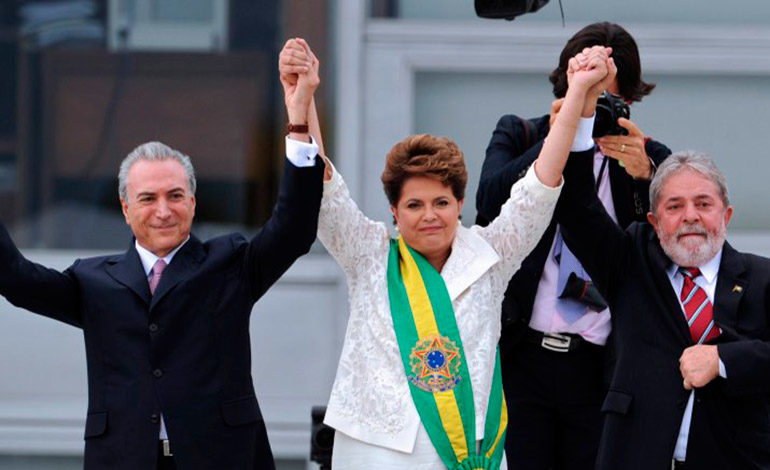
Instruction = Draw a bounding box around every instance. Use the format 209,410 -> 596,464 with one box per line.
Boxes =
9,48 -> 277,250
151,0 -> 215,23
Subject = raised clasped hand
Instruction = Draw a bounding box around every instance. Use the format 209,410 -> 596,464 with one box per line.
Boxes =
279,38 -> 320,112
567,46 -> 618,119
567,46 -> 614,92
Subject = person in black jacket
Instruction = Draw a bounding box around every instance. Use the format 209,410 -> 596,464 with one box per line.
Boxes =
0,40 -> 324,469
475,22 -> 671,470
557,149 -> 770,470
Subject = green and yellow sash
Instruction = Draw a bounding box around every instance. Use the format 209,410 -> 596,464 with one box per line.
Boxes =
387,236 -> 507,470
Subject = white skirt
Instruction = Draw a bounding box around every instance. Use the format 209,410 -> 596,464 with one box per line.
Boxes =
332,424 -> 508,470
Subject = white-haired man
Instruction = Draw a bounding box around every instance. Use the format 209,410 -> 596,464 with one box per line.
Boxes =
0,41 -> 324,469
557,150 -> 770,469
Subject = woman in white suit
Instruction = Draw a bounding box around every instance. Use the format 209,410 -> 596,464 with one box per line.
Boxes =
280,38 -> 615,470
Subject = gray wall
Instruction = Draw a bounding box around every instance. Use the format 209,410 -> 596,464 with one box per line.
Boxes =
414,72 -> 770,229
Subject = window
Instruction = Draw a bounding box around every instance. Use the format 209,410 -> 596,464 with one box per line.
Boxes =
108,0 -> 229,51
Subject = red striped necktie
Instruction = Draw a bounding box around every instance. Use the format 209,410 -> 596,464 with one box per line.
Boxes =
679,267 -> 720,344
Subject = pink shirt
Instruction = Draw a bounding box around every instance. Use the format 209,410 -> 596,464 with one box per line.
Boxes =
528,147 -> 616,346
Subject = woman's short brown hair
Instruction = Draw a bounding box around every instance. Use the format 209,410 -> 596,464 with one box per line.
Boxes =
381,134 -> 467,206
549,22 -> 655,103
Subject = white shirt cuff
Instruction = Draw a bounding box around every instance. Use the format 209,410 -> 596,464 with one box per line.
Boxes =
718,358 -> 727,378
571,115 -> 596,152
285,135 -> 319,167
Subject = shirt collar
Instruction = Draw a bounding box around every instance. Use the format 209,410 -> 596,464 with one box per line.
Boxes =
666,247 -> 723,284
135,236 -> 190,276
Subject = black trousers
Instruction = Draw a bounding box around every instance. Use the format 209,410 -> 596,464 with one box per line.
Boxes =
502,337 -> 605,470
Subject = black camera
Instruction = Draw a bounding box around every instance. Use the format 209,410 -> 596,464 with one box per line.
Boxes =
559,273 -> 608,311
592,91 -> 630,138
474,0 -> 551,20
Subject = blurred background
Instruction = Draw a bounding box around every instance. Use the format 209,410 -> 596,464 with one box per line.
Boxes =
0,0 -> 768,468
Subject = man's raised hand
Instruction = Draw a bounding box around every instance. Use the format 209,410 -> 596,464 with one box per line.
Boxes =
279,38 -> 320,117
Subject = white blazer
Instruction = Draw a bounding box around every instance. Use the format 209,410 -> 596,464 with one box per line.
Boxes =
319,164 -> 561,453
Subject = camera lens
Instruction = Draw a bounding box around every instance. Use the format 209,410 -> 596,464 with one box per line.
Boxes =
593,103 -> 614,138
592,91 -> 630,138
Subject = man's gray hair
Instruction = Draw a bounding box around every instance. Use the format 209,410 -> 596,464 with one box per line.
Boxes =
649,150 -> 729,214
118,141 -> 196,202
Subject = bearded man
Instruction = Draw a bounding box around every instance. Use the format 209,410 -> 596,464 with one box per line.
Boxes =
556,150 -> 770,470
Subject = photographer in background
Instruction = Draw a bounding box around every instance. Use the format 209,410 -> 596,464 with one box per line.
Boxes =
475,22 -> 671,470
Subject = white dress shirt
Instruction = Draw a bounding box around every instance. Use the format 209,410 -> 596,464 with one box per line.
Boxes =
666,249 -> 728,461
285,135 -> 319,167
529,115 -> 614,345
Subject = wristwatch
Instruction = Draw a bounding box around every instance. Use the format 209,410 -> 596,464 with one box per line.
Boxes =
287,123 -> 309,134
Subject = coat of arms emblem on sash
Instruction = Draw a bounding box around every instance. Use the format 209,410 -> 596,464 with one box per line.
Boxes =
408,334 -> 462,392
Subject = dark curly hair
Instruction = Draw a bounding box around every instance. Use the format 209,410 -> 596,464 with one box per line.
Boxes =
381,134 -> 467,206
549,22 -> 655,103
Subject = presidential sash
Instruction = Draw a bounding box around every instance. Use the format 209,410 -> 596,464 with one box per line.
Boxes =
386,236 -> 507,470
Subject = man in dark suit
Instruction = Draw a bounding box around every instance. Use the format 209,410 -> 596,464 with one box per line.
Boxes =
557,148 -> 770,469
475,23 -> 670,469
0,42 -> 324,469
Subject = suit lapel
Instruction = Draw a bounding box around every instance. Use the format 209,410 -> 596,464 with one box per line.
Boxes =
105,244 -> 152,306
646,231 -> 693,345
713,242 -> 747,338
442,226 -> 500,301
149,235 -> 206,311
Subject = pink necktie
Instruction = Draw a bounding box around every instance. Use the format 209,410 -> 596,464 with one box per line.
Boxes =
149,259 -> 167,295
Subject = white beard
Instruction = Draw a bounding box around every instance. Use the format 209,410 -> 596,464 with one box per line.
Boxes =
657,221 -> 726,268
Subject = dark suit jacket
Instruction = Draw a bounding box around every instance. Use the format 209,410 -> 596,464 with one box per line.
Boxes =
557,152 -> 770,469
475,113 -> 671,356
0,160 -> 324,469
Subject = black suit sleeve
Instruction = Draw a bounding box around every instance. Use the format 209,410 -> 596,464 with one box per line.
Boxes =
717,274 -> 770,395
0,221 -> 82,327
243,157 -> 324,301
646,138 -> 671,169
476,115 -> 545,223
628,138 -> 672,219
719,338 -> 770,395
555,151 -> 632,307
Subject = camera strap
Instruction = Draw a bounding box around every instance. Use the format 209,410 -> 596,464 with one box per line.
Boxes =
595,154 -> 608,192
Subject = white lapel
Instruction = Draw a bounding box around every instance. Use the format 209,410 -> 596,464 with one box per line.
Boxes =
442,226 -> 500,301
